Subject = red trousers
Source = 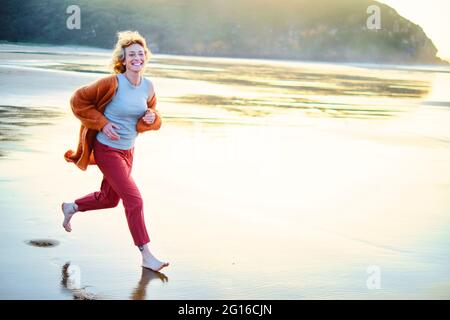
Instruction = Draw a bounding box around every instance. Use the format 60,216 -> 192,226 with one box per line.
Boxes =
74,139 -> 150,246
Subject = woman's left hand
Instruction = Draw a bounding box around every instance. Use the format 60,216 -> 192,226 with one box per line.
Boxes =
142,110 -> 156,124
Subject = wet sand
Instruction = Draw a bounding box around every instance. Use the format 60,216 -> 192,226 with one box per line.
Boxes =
0,44 -> 449,299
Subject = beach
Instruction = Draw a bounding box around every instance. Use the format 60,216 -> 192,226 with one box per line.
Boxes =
0,43 -> 449,299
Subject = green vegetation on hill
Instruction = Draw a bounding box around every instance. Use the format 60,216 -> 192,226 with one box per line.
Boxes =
0,0 -> 445,64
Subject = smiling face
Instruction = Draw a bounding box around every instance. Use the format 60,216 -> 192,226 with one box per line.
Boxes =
122,43 -> 146,73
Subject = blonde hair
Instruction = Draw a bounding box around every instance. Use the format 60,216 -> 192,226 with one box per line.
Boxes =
110,30 -> 151,74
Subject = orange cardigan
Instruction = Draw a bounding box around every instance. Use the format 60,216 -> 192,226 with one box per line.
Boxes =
64,74 -> 161,171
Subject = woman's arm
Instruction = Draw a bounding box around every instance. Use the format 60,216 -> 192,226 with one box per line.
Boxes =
70,79 -> 110,131
136,91 -> 162,133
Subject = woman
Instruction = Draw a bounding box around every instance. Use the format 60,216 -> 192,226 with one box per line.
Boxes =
62,31 -> 169,272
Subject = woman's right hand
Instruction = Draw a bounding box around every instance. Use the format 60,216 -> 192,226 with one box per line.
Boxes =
102,122 -> 121,140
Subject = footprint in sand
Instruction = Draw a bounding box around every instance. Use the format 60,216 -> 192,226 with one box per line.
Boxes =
25,239 -> 60,248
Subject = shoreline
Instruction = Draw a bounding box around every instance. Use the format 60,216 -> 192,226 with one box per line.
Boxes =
1,40 -> 448,69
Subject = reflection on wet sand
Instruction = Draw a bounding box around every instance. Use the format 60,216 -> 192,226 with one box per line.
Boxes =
0,105 -> 64,157
10,51 -> 431,98
60,263 -> 169,300
0,48 -> 434,123
34,57 -> 431,120
131,268 -> 169,300
41,58 -> 431,99
166,94 -> 405,118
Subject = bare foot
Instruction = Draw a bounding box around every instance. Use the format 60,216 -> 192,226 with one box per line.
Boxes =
61,202 -> 78,232
139,244 -> 169,272
142,257 -> 169,272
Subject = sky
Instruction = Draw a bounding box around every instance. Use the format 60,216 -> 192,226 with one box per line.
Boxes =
378,0 -> 450,60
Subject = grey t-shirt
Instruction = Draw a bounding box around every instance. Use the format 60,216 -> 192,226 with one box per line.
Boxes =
96,73 -> 153,150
